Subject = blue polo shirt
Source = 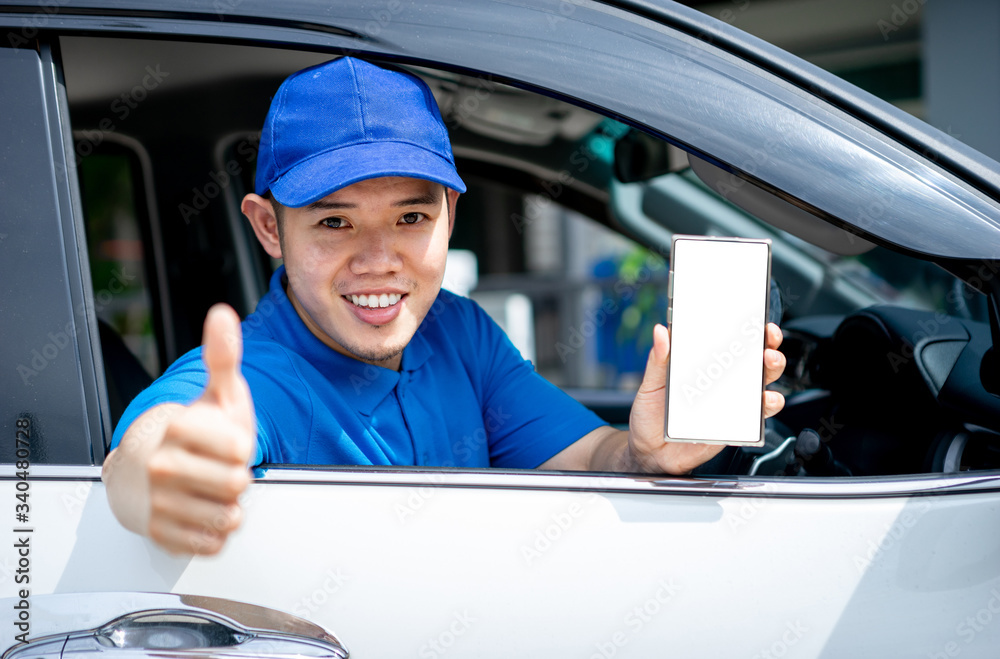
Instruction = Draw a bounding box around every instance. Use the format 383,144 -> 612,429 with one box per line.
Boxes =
111,266 -> 605,468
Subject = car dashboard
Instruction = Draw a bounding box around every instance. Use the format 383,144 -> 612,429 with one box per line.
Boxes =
773,305 -> 1000,477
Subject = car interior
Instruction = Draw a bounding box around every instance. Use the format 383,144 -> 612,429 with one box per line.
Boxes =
61,35 -> 1000,478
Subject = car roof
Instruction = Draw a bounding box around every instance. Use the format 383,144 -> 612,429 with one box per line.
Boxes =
4,0 -> 1000,260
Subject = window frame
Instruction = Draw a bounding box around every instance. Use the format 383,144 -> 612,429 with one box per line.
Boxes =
0,39 -> 106,465
76,132 -> 173,377
8,6 -> 998,487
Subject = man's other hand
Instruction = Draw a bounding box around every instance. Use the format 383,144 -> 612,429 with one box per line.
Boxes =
103,304 -> 255,555
627,323 -> 786,474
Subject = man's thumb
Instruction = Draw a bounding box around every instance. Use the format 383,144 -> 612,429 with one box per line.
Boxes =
201,304 -> 249,413
636,324 -> 670,398
628,324 -> 671,449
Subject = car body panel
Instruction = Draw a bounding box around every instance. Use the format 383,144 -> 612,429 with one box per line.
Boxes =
2,468 -> 1000,654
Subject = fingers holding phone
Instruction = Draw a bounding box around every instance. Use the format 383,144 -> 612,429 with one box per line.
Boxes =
763,322 -> 786,418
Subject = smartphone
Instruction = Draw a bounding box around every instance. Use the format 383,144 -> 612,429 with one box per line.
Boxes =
664,235 -> 771,446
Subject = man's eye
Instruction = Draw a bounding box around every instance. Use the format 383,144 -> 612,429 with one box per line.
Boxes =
400,212 -> 425,225
321,217 -> 347,229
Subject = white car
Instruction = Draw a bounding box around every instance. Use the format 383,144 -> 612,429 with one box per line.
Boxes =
2,1 -> 999,656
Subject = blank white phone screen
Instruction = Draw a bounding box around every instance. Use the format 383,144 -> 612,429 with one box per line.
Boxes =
666,238 -> 769,444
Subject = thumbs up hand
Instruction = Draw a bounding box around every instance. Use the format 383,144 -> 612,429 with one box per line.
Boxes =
142,304 -> 256,554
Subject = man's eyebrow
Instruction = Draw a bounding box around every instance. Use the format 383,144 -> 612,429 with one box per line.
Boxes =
306,199 -> 355,211
304,192 -> 442,212
391,192 -> 443,207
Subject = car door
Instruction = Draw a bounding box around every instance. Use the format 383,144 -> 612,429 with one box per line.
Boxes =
2,1 -> 1000,657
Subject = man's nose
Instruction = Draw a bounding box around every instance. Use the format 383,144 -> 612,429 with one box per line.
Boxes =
349,229 -> 403,274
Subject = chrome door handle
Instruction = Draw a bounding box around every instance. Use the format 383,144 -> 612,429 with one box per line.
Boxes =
2,593 -> 348,659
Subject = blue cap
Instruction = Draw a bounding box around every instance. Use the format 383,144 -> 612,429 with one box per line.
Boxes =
255,57 -> 466,207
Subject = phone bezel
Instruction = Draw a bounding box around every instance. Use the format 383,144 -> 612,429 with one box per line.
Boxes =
663,234 -> 772,447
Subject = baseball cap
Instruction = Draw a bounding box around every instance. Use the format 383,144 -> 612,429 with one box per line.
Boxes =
255,57 -> 466,207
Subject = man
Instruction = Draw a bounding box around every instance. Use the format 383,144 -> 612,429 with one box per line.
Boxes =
103,57 -> 786,555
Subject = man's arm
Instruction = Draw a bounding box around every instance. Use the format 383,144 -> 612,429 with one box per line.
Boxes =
102,305 -> 255,555
539,323 -> 786,473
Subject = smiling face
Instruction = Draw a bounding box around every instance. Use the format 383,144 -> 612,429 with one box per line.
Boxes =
243,177 -> 459,371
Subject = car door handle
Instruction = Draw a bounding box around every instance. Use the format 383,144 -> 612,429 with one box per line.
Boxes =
2,593 -> 348,659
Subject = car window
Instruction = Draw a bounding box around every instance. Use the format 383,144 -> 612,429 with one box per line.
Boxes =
78,141 -> 161,377
59,35 -> 1000,476
673,168 -> 990,322
478,191 -> 668,393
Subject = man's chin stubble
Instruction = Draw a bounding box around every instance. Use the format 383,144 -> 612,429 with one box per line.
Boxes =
342,325 -> 408,366
347,343 -> 405,367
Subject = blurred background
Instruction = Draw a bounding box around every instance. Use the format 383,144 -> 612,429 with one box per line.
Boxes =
76,1 -> 1000,403
679,0 -> 998,161
457,0 -> 1000,394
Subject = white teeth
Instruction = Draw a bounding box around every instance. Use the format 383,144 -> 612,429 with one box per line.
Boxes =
349,293 -> 402,308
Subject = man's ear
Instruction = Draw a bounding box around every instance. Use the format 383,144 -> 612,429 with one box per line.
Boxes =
446,188 -> 460,239
242,193 -> 283,259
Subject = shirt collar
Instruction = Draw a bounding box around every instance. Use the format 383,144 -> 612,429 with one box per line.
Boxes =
247,265 -> 433,414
